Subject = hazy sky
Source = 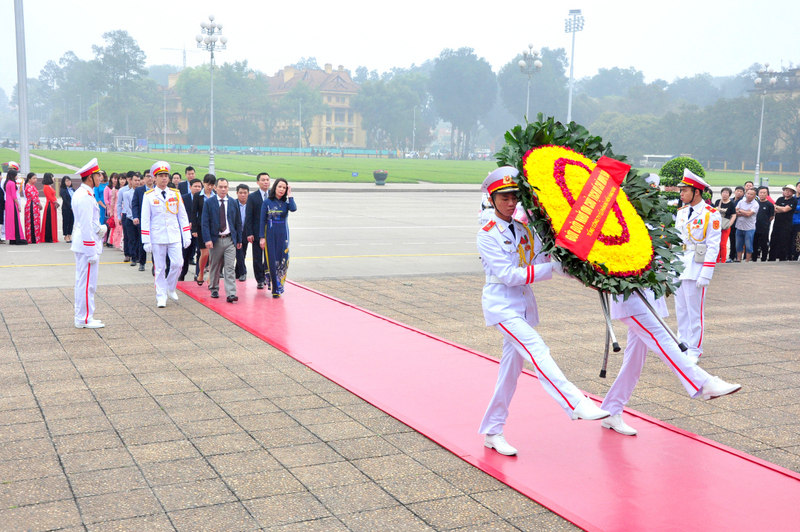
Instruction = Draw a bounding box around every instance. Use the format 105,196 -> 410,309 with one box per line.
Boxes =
1,0 -> 798,97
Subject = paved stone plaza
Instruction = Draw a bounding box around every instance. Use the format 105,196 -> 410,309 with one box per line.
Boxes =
0,258 -> 798,530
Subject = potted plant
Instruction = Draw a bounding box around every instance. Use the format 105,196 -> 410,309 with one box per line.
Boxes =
373,170 -> 388,185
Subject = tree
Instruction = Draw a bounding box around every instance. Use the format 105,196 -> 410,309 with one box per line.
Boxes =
667,74 -> 721,107
292,57 -> 320,71
580,67 -> 645,99
429,48 -> 496,158
497,47 -> 569,123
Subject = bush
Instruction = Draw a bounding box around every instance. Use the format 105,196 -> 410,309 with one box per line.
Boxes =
659,156 -> 705,186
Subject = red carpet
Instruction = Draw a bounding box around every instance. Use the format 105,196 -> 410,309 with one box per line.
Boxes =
179,280 -> 800,531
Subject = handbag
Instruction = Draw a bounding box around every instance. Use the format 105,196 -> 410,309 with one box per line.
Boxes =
720,217 -> 732,230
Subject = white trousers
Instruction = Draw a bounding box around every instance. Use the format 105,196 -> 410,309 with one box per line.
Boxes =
73,253 -> 98,324
479,317 -> 586,435
675,280 -> 707,359
152,243 -> 183,301
600,313 -> 711,416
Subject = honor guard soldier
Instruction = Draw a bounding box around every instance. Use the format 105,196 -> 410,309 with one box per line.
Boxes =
72,158 -> 106,328
477,166 -> 610,457
674,169 -> 721,362
141,161 -> 192,308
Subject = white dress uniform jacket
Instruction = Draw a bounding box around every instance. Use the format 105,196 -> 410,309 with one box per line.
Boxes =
140,187 -> 191,246
477,213 -> 554,326
675,202 -> 721,282
70,183 -> 103,259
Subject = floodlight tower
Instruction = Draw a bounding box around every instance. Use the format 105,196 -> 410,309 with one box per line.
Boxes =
564,9 -> 584,124
196,15 -> 227,175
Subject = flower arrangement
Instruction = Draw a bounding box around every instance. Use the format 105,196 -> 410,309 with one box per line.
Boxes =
495,115 -> 683,299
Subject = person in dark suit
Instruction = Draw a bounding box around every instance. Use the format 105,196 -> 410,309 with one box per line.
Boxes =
201,178 -> 242,302
179,166 -> 195,197
59,175 -> 75,243
234,183 -> 250,281
193,173 -> 216,284
130,170 -> 153,271
244,172 -> 270,289
178,178 -> 202,281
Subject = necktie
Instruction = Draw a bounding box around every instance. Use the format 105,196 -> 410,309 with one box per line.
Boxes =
219,198 -> 227,233
688,206 -> 693,219
508,224 -> 516,239
162,190 -> 166,199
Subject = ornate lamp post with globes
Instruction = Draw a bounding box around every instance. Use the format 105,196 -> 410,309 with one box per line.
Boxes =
518,44 -> 542,120
196,15 -> 227,175
753,64 -> 777,187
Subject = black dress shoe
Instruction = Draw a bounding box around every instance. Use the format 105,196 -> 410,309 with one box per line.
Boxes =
272,294 -> 280,299
226,295 -> 236,303
138,264 -> 145,271
211,290 -> 219,298
257,282 -> 264,289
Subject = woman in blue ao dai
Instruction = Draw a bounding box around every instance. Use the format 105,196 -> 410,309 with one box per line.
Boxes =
259,178 -> 297,298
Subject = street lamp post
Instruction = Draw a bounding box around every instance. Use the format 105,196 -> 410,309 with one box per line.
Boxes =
564,9 -> 584,124
518,44 -> 542,120
196,15 -> 227,175
753,64 -> 777,187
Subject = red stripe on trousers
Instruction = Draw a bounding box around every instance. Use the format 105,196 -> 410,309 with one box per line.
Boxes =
698,286 -> 705,348
498,322 -> 575,410
85,262 -> 91,324
630,316 -> 699,392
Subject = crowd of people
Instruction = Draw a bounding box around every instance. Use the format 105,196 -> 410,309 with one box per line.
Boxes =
712,180 -> 800,263
0,159 -> 297,327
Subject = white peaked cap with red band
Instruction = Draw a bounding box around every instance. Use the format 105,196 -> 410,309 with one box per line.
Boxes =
77,158 -> 100,178
481,166 -> 519,194
7,161 -> 19,171
677,168 -> 709,191
150,161 -> 171,176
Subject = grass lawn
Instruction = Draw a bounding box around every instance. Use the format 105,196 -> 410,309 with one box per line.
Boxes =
1,148 -> 796,187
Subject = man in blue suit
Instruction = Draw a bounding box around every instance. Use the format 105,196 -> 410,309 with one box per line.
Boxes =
244,172 -> 270,289
201,177 -> 242,302
178,166 -> 195,196
130,170 -> 154,271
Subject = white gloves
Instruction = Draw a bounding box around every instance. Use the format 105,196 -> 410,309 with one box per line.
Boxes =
96,225 -> 108,238
87,255 -> 99,265
183,239 -> 191,249
696,277 -> 710,288
143,243 -> 152,253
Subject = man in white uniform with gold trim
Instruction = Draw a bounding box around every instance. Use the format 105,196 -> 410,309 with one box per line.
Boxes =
477,166 -> 610,457
674,169 -> 721,362
71,158 -> 106,328
141,161 -> 191,308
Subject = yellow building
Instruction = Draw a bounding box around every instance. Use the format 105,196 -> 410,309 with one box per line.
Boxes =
269,64 -> 367,148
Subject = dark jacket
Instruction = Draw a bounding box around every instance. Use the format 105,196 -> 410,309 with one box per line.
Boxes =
201,195 -> 242,245
244,189 -> 266,239
131,185 -> 149,221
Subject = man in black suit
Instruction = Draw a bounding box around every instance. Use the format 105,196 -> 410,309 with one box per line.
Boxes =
244,172 -> 270,289
178,166 -> 194,196
178,178 -> 202,281
130,170 -> 153,271
201,178 -> 242,302
234,183 -> 250,281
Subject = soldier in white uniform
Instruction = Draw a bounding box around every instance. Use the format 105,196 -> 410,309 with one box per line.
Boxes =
477,166 -> 610,457
600,289 -> 741,435
141,161 -> 191,308
674,169 -> 721,362
71,158 -> 106,328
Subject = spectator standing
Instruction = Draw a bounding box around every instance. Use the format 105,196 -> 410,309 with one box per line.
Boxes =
59,176 -> 74,243
769,184 -> 798,261
24,172 -> 41,244
728,186 -> 745,261
103,173 -> 119,248
713,187 -> 735,263
245,172 -> 270,290
192,174 -> 216,285
131,171 -> 154,271
201,177 -> 241,302
234,183 -> 249,281
734,187 -> 759,262
40,173 -> 59,243
120,174 -> 139,263
4,168 -> 26,245
94,171 -> 107,228
793,182 -> 800,260
752,186 -> 774,261
259,178 -> 297,298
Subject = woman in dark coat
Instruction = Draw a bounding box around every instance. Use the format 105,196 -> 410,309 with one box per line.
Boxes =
59,175 -> 74,243
41,173 -> 59,242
